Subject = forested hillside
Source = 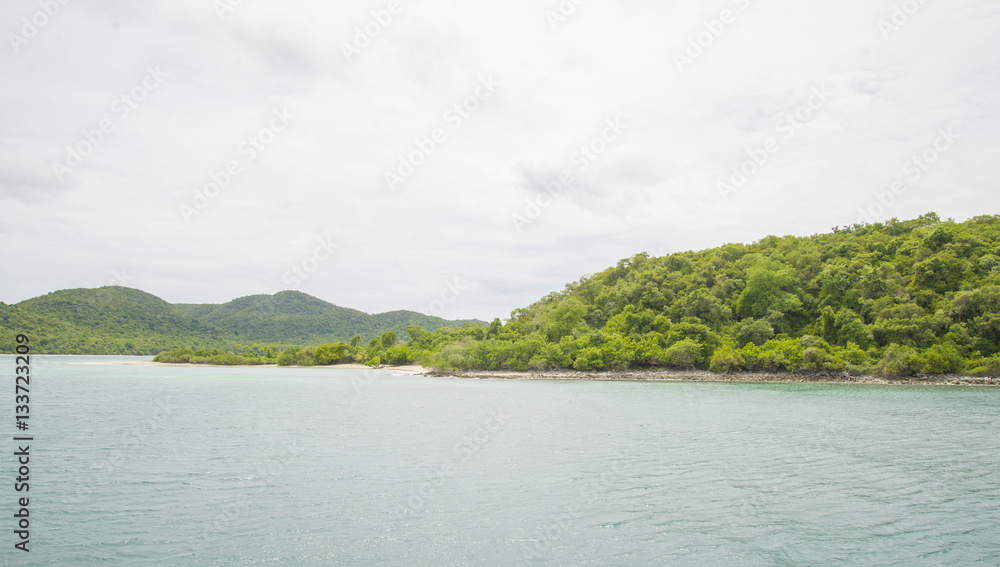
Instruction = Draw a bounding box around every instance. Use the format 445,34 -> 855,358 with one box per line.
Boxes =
0,288 -> 481,355
0,287 -> 225,354
414,213 -> 1000,377
174,290 -> 483,345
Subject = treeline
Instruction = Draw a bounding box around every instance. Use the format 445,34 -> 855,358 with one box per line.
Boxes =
0,286 -> 227,355
418,213 -> 1000,377
156,214 -> 1000,378
153,329 -> 444,367
0,287 -> 482,355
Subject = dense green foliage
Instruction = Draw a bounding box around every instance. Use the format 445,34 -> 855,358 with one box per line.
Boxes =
173,290 -> 483,345
414,214 -> 1000,377
19,214 -> 1000,378
0,288 -> 482,355
0,287 -> 226,354
152,326 -> 436,367
152,347 -> 271,365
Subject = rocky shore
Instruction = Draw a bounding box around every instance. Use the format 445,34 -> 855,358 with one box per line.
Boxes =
426,368 -> 1000,386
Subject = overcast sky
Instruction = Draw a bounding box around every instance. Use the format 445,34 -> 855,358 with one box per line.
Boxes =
1,0 -> 998,321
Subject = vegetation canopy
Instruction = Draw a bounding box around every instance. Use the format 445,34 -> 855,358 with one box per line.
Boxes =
7,214 -> 1000,379
404,213 -> 1000,378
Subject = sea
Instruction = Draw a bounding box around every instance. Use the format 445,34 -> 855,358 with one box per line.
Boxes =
2,355 -> 999,566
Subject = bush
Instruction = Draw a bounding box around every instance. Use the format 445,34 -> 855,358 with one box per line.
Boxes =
839,342 -> 869,366
919,343 -> 963,375
663,339 -> 702,370
709,344 -> 741,373
385,345 -> 413,366
968,355 -> 1000,377
731,318 -> 774,348
572,347 -> 603,370
739,338 -> 803,372
875,344 -> 921,377
802,347 -> 826,370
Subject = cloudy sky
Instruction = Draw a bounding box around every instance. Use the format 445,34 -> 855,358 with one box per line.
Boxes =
1,0 -> 998,321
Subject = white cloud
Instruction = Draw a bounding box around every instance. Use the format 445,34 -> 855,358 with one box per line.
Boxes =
1,0 -> 998,320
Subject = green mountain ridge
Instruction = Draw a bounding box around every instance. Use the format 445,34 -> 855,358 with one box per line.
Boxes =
0,287 -> 484,354
411,213 -> 1000,377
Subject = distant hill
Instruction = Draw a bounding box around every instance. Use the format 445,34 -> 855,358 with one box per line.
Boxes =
0,287 -> 484,355
173,290 -> 484,345
0,287 -> 225,354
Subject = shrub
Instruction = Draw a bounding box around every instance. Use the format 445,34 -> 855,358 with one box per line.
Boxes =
919,343 -> 963,375
572,347 -> 602,370
276,350 -> 296,366
875,344 -> 921,377
967,355 -> 1000,377
731,318 -> 774,348
802,347 -> 826,370
709,344 -> 741,373
663,339 -> 702,370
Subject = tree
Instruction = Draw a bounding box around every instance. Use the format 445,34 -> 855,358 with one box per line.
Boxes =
380,331 -> 397,348
731,318 -> 774,348
818,305 -> 837,344
834,308 -> 872,348
875,345 -> 920,377
734,258 -> 804,333
406,325 -> 426,343
709,343 -> 741,373
663,339 -> 702,370
486,318 -> 503,338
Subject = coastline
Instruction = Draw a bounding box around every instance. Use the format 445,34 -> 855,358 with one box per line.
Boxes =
76,360 -> 998,385
427,368 -> 1000,387
84,360 -> 430,374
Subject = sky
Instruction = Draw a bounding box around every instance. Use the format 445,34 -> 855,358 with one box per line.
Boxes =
1,0 -> 998,321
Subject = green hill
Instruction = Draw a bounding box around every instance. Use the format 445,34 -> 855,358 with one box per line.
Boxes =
415,213 -> 1000,377
174,290 -> 483,345
0,287 -> 224,354
0,288 -> 484,355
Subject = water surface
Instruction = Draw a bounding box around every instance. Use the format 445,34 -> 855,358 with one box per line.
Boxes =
5,355 -> 999,565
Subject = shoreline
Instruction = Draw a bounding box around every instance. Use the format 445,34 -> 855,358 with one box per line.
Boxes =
83,360 -> 430,374
73,360 -> 999,385
427,368 -> 1000,387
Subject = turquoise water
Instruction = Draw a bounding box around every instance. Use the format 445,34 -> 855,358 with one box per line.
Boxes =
4,355 -> 1000,565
